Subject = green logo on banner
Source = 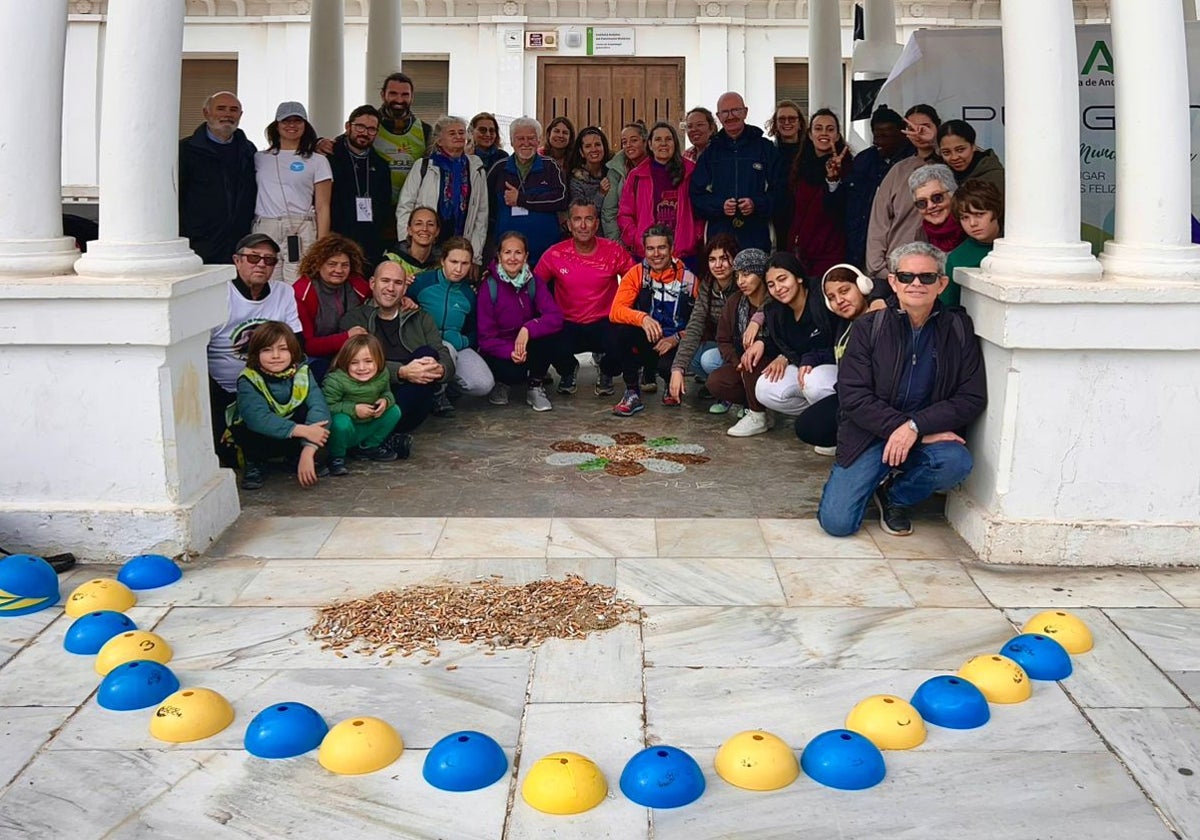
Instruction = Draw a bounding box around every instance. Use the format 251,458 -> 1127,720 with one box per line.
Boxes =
1081,40 -> 1114,75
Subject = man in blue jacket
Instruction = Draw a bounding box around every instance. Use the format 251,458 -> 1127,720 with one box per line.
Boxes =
817,242 -> 986,538
688,92 -> 782,252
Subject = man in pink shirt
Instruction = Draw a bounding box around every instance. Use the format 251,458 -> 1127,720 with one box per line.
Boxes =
535,199 -> 635,396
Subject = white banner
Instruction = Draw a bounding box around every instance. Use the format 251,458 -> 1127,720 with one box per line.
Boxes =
876,24 -> 1200,252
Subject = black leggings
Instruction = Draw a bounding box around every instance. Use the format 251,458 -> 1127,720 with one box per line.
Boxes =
553,319 -> 624,377
614,324 -> 677,385
794,393 -> 839,447
484,334 -> 557,385
231,405 -> 310,465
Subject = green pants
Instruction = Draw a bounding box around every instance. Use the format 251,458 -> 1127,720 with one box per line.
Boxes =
328,406 -> 401,457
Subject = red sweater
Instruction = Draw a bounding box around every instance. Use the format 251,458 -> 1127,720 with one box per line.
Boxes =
292,274 -> 371,358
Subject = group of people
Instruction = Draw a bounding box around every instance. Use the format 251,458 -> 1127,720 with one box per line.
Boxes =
188,79 -> 991,539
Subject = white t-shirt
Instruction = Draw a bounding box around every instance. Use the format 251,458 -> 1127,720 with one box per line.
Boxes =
207,279 -> 304,392
253,150 -> 333,218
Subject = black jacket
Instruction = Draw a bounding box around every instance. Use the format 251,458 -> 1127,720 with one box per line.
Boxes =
326,135 -> 393,270
835,303 -> 987,467
178,124 -> 257,264
760,288 -> 837,368
688,125 -> 782,252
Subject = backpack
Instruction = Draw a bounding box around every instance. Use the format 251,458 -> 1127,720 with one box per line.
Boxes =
485,274 -> 540,306
866,306 -> 968,350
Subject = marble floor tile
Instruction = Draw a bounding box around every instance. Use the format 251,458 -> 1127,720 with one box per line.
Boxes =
0,706 -> 74,789
1086,707 -> 1200,840
774,558 -> 915,607
758,518 -> 883,559
0,606 -> 170,707
110,747 -> 511,840
645,666 -> 1105,753
650,749 -> 1172,840
529,623 -> 642,703
233,558 -> 550,606
966,565 -> 1180,608
1145,567 -> 1200,607
889,558 -> 991,607
0,606 -> 74,668
547,556 -> 616,586
547,517 -> 658,558
615,557 -> 786,606
1105,608 -> 1200,671
133,558 -> 264,607
1004,608 -> 1190,709
1169,671 -> 1200,705
209,516 -> 340,559
865,520 -> 975,560
506,702 -> 650,840
643,606 -> 1014,670
314,517 -> 446,559
655,518 -> 768,558
432,517 -> 552,558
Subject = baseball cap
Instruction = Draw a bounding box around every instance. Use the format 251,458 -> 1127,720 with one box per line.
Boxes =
274,101 -> 309,122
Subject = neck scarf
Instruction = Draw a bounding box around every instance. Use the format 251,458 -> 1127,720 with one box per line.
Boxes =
923,214 -> 967,254
495,262 -> 533,291
431,148 -> 470,235
313,277 -> 351,337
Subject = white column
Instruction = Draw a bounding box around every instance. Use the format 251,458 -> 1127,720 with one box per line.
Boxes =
808,0 -> 843,123
0,1 -> 78,276
1100,0 -> 1200,280
982,0 -> 1100,281
309,0 -> 345,138
366,0 -> 402,102
74,0 -> 200,277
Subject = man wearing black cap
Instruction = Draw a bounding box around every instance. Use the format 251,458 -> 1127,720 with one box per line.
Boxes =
206,233 -> 305,458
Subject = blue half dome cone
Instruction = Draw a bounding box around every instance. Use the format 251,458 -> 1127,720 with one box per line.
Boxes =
800,729 -> 886,791
619,745 -> 706,809
0,554 -> 60,617
244,702 -> 330,759
422,730 -> 508,792
117,554 -> 182,590
910,675 -> 991,729
64,610 -> 138,654
1000,633 -> 1073,681
97,660 -> 180,711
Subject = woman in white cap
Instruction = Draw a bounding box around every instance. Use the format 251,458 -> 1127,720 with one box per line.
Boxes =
253,101 -> 333,283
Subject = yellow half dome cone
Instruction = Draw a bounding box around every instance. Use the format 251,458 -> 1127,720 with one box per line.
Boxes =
318,717 -> 404,775
94,630 -> 173,676
845,695 -> 927,750
521,752 -> 608,815
65,578 -> 136,617
150,687 -> 234,743
714,730 -> 798,791
1022,610 -> 1093,654
958,654 -> 1032,704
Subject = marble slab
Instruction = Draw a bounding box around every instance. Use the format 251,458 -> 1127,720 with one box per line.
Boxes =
889,558 -> 991,607
966,565 -> 1180,608
125,560 -> 263,608
432,517 -> 552,558
655,518 -> 768,558
1086,707 -> 1200,840
1104,608 -> 1200,672
314,517 -> 447,559
547,556 -> 617,586
774,558 -> 915,607
529,623 -> 643,703
209,516 -> 340,559
1169,671 -> 1200,705
615,557 -> 786,606
1145,568 -> 1200,607
548,518 -> 658,558
0,706 -> 75,790
865,520 -> 976,560
759,517 -> 883,559
0,607 -> 71,669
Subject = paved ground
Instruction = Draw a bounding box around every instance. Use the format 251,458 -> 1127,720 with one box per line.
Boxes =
2,514 -> 1199,839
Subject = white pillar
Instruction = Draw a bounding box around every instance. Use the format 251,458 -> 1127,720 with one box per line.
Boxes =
0,2 -> 78,276
1100,0 -> 1200,280
309,0 -> 345,138
366,0 -> 402,102
982,0 -> 1100,281
808,0 -> 843,123
74,0 -> 200,278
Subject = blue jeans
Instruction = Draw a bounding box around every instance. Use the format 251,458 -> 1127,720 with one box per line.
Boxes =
692,343 -> 722,377
817,441 -> 974,537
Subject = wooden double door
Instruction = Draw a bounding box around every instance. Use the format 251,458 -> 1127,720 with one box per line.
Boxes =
537,58 -> 686,152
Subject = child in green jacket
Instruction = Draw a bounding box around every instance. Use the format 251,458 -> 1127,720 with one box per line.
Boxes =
321,334 -> 403,475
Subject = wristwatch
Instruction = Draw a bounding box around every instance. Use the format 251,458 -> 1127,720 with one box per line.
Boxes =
906,419 -> 919,434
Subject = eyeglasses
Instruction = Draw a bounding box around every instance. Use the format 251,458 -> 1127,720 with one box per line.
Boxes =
349,122 -> 379,134
913,192 -> 949,211
894,271 -> 942,285
775,115 -> 800,123
716,107 -> 747,119
236,253 -> 279,266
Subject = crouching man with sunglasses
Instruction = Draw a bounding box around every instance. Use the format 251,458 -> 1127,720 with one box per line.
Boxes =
817,241 -> 985,537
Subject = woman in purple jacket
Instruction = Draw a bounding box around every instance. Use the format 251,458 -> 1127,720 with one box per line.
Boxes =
477,231 -> 564,412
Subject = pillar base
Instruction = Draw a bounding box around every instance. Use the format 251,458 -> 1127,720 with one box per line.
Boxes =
1100,240 -> 1200,282
0,236 -> 79,277
982,238 -> 1102,282
74,237 -> 202,278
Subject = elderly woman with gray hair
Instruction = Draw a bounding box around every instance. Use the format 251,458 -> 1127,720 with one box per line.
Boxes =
486,116 -> 569,266
909,163 -> 966,257
395,115 -> 490,269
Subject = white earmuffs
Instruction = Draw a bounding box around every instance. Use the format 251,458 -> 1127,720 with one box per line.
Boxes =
820,263 -> 874,312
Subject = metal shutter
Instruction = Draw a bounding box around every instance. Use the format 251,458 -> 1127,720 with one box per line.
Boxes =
179,58 -> 238,140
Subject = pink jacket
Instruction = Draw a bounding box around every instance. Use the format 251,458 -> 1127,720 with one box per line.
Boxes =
617,157 -> 703,259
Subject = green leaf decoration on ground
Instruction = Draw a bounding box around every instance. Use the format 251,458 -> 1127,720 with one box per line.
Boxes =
578,457 -> 610,472
646,436 -> 680,448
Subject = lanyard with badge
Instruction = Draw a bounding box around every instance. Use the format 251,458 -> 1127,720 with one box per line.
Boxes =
350,151 -> 374,223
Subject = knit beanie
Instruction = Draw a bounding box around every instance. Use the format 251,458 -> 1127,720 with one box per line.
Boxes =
732,248 -> 768,278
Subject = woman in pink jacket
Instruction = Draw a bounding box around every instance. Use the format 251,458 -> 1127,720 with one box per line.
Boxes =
617,122 -> 703,263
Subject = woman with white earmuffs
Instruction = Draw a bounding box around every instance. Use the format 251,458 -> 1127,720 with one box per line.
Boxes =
792,263 -> 875,456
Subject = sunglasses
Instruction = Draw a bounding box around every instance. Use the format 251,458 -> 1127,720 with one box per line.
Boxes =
894,271 -> 942,286
914,192 -> 948,211
237,253 -> 279,266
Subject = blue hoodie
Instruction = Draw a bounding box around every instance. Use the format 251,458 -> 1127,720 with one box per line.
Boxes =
409,268 -> 477,351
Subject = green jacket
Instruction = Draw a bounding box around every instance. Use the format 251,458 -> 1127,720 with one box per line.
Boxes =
338,301 -> 455,384
321,369 -> 396,421
602,152 -> 634,241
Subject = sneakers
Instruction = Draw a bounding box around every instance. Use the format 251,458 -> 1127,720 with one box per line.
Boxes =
488,383 -> 510,405
357,444 -> 399,462
384,432 -> 413,460
813,445 -> 837,457
329,456 -> 349,476
640,369 -> 658,393
432,387 -> 455,416
726,409 -> 773,437
613,389 -> 645,416
556,369 -> 578,395
697,384 -> 715,400
594,373 -> 615,397
527,383 -> 553,412
662,392 -> 681,407
874,485 -> 913,536
709,400 -> 732,415
241,461 -> 265,490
